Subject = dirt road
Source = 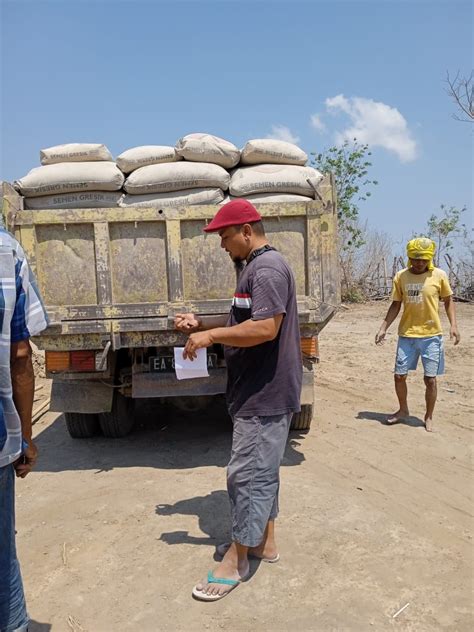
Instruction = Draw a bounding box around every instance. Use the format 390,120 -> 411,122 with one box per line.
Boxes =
19,303 -> 473,631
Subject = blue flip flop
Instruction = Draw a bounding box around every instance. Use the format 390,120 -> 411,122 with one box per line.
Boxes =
192,570 -> 247,601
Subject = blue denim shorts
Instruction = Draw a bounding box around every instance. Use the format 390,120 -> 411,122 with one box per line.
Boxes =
395,335 -> 445,377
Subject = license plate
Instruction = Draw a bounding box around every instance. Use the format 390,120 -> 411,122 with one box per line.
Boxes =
149,353 -> 218,372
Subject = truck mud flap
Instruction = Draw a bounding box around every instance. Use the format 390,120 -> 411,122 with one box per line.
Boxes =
51,379 -> 114,414
300,368 -> 315,406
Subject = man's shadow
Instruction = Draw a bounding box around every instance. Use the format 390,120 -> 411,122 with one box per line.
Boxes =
155,430 -> 305,553
156,489 -> 229,550
356,410 -> 425,428
28,621 -> 52,632
155,490 -> 264,577
155,429 -> 305,550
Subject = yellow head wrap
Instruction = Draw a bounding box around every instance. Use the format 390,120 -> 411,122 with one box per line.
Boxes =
406,237 -> 436,271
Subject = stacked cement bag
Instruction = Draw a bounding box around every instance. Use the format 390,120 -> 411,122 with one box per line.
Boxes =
230,139 -> 322,202
120,134 -> 234,207
116,146 -> 181,174
14,135 -> 322,210
120,188 -> 224,208
15,143 -> 124,209
175,133 -> 240,168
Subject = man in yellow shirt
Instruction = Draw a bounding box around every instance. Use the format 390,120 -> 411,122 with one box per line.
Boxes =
376,238 -> 460,431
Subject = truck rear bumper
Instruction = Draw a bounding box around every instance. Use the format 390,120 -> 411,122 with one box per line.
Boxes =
131,367 -> 314,403
50,367 -> 314,413
132,369 -> 227,398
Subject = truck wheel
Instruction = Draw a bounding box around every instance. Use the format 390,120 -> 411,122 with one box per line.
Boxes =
99,393 -> 135,438
291,405 -> 313,431
65,412 -> 100,438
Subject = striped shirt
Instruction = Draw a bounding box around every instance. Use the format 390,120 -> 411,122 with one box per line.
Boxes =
0,228 -> 48,467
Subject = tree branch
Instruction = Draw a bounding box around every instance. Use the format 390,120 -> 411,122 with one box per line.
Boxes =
446,70 -> 474,122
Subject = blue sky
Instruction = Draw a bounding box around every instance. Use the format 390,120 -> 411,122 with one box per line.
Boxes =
1,0 -> 472,244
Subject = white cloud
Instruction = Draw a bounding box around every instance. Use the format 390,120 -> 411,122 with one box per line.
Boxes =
310,113 -> 326,132
324,94 -> 417,162
266,125 -> 300,144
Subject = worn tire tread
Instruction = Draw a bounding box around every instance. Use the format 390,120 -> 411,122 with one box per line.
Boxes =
99,394 -> 134,438
291,405 -> 313,430
65,412 -> 100,438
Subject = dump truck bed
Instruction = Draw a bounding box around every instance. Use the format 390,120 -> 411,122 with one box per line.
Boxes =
2,177 -> 340,352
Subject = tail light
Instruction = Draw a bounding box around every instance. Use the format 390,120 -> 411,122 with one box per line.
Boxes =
45,351 -> 70,372
70,351 -> 96,371
45,350 -> 107,373
301,336 -> 319,361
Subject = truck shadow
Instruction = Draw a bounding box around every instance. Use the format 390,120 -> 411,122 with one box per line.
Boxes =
33,399 -> 306,472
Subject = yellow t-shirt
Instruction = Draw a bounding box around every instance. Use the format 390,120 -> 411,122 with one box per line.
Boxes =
391,267 -> 453,337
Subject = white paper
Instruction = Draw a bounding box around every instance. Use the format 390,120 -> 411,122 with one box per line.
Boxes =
173,347 -> 210,380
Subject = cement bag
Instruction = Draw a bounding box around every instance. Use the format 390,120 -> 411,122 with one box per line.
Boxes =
40,143 -> 113,165
238,193 -> 314,203
230,165 -> 322,197
15,162 -> 125,197
175,133 -> 240,169
124,162 -> 230,195
24,191 -> 122,210
240,139 -> 307,166
120,188 -> 224,208
117,145 -> 181,174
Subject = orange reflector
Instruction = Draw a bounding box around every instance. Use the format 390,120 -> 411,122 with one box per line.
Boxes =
301,336 -> 319,358
70,351 -> 96,371
45,351 -> 70,372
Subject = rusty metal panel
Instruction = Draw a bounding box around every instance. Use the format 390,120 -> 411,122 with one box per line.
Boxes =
109,221 -> 168,303
35,223 -> 98,305
306,216 -> 322,302
264,216 -> 306,295
32,333 -> 108,350
93,223 -> 113,304
165,219 -> 184,301
320,211 -> 340,305
181,220 -> 235,301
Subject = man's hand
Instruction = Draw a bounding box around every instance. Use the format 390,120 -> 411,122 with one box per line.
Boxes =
450,325 -> 461,346
175,313 -> 201,333
14,441 -> 38,478
183,331 -> 214,360
375,328 -> 387,345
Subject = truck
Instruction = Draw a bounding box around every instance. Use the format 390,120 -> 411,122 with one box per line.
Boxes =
1,177 -> 339,438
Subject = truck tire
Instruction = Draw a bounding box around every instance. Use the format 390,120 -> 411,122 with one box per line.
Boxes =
99,393 -> 135,438
291,405 -> 313,431
65,412 -> 100,438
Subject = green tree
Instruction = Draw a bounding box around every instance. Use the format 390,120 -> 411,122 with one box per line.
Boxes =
311,139 -> 378,251
424,204 -> 467,266
311,139 -> 378,300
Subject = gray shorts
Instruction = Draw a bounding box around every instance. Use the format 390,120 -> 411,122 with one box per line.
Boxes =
227,412 -> 293,548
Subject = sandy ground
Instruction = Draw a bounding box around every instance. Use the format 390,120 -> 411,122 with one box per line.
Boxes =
17,303 -> 473,632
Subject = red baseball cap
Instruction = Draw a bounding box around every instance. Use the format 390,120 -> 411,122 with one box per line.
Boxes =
203,199 -> 262,233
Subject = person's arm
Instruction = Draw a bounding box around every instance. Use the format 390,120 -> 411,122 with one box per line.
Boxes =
443,295 -> 461,345
11,340 -> 37,478
9,243 -> 48,477
175,313 -> 228,333
183,314 -> 283,359
375,301 -> 402,345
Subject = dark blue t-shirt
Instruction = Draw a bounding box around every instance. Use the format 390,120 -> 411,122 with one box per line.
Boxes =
224,249 -> 302,417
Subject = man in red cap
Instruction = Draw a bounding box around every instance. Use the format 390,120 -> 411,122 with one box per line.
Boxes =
175,199 -> 302,601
